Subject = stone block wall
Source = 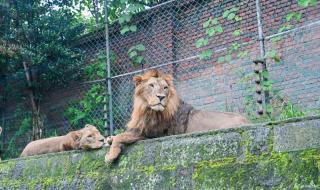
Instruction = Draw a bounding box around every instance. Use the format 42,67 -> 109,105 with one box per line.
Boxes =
1,116 -> 320,189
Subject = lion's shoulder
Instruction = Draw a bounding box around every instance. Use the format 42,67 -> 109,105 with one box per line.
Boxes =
169,100 -> 194,134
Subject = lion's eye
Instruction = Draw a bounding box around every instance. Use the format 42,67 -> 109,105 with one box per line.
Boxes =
164,86 -> 168,90
87,135 -> 93,138
149,84 -> 154,88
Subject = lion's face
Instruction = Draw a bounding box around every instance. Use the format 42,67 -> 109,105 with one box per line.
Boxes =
133,70 -> 179,116
77,125 -> 105,150
142,77 -> 170,112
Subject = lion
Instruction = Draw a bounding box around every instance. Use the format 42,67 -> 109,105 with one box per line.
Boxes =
21,124 -> 106,157
105,69 -> 250,163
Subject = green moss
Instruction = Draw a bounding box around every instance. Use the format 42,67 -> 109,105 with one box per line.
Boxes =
0,160 -> 16,174
142,165 -> 155,176
161,165 -> 177,171
192,149 -> 320,189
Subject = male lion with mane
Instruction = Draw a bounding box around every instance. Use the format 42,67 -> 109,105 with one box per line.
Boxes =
105,69 -> 250,163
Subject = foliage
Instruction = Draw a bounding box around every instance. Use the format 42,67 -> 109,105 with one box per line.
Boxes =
195,6 -> 246,61
128,44 -> 146,65
64,53 -> 107,132
2,105 -> 32,159
195,1 -> 318,121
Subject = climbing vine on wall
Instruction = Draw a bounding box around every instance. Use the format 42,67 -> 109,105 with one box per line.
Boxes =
194,1 -> 318,121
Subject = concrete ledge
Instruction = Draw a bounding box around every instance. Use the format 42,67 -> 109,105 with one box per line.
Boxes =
1,115 -> 320,189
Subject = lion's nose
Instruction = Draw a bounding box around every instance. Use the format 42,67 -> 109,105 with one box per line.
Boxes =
157,95 -> 165,101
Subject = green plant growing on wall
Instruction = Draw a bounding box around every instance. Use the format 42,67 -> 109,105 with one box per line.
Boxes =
195,17 -> 223,59
64,51 -> 123,134
2,104 -> 32,159
257,0 -> 319,119
128,44 -> 146,66
64,53 -> 107,132
195,6 -> 248,61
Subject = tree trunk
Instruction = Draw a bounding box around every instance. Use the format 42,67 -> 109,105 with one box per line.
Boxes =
22,62 -> 43,140
92,0 -> 100,24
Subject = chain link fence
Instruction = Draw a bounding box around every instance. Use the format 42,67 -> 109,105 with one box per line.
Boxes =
103,0 -> 320,132
1,0 -> 320,159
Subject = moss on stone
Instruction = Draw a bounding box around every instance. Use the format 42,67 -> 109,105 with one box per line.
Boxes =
1,117 -> 320,189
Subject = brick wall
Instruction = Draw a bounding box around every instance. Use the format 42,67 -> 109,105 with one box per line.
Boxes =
95,0 -> 320,128
45,0 -> 320,130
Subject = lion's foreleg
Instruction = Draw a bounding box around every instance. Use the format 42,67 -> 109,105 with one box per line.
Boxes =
105,131 -> 144,163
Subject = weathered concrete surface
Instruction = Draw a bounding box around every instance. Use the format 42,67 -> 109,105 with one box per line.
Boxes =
1,116 -> 320,190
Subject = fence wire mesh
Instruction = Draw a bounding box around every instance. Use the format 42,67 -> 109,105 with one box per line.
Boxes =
0,0 -> 320,159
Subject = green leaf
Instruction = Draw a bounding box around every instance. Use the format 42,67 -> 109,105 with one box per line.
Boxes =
237,51 -> 248,58
298,0 -> 317,7
199,50 -> 213,60
232,29 -> 242,36
286,13 -> 294,22
265,49 -> 277,58
215,25 -> 223,33
266,50 -> 281,64
211,18 -> 218,25
195,38 -> 209,48
203,19 -> 211,28
261,70 -> 269,79
230,7 -> 239,13
278,24 -> 292,32
235,16 -> 242,21
135,44 -> 145,51
286,12 -> 302,22
223,7 -> 238,18
206,27 -> 215,37
120,26 -> 130,35
223,10 -> 230,18
129,25 -> 137,32
96,95 -> 103,103
119,14 -> 132,24
135,56 -> 144,64
225,54 -> 232,62
298,0 -> 310,7
231,43 -> 240,50
266,104 -> 273,113
295,13 -> 302,21
97,70 -> 104,77
129,50 -> 138,58
227,13 -> 236,20
203,18 -> 218,28
217,56 -> 225,63
310,0 -> 318,6
271,36 -> 282,42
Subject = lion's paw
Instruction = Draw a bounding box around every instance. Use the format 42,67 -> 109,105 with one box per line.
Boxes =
105,153 -> 117,164
104,136 -> 113,146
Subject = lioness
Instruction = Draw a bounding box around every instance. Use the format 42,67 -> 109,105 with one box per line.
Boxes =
21,124 -> 105,157
105,69 -> 250,163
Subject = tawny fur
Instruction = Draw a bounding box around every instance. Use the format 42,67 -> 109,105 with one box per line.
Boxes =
105,70 -> 250,163
21,124 -> 105,157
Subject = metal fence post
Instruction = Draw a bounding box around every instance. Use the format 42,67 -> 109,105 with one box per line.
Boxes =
255,0 -> 270,115
104,0 -> 114,136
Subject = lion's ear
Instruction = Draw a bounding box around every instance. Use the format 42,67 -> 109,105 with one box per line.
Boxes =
70,131 -> 82,142
133,75 -> 143,86
164,74 -> 173,84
